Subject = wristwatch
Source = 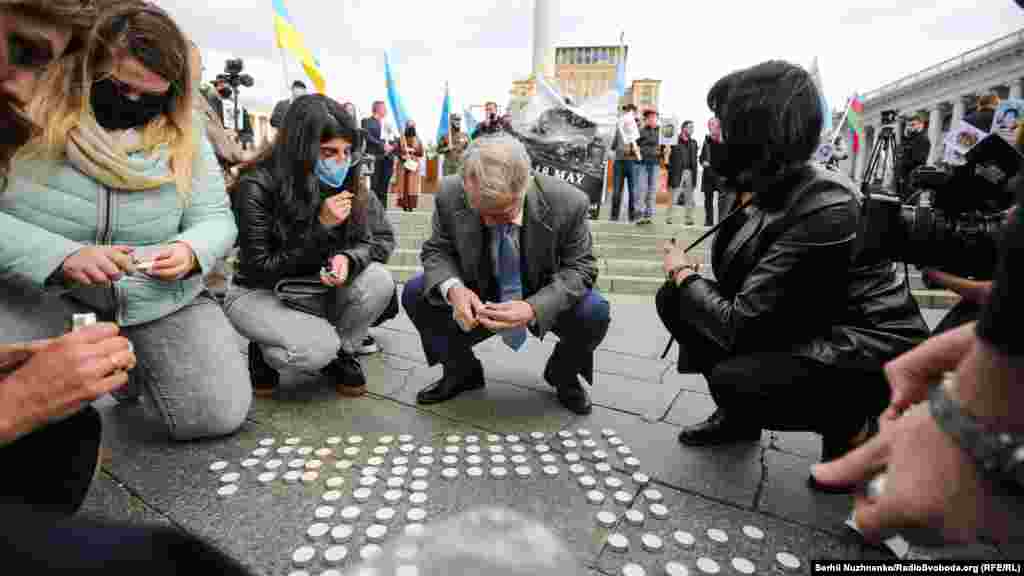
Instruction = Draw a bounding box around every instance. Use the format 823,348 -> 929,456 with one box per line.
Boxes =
929,374 -> 1024,493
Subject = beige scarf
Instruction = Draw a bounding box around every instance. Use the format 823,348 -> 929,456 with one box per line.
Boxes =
65,115 -> 174,191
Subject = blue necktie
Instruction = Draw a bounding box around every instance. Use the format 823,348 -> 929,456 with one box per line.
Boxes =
493,223 -> 528,350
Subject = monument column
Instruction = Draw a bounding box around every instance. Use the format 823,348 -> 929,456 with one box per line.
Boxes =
1011,78 -> 1024,100
532,0 -> 557,82
951,96 -> 966,129
928,106 -> 943,164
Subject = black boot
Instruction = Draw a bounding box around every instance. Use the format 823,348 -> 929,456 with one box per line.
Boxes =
677,409 -> 761,446
248,342 -> 279,397
325,351 -> 367,397
807,417 -> 879,494
416,358 -> 485,405
543,360 -> 592,415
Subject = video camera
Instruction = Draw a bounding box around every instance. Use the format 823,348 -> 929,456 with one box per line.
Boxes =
217,58 -> 254,89
860,134 -> 1020,278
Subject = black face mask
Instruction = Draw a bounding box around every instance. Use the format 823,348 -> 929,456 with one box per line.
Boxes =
405,127 -> 416,137
90,77 -> 170,131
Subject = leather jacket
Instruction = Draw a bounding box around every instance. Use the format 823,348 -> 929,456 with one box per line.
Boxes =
672,165 -> 929,368
232,167 -> 375,290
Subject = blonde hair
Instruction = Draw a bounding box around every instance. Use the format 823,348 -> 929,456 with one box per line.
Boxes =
20,1 -> 196,201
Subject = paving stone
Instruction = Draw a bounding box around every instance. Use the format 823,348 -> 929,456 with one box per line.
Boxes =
756,450 -> 857,537
598,295 -> 673,359
565,407 -> 765,508
370,329 -> 428,364
399,367 -> 578,435
662,390 -> 721,428
371,308 -> 418,336
476,338 -> 556,387
587,372 -> 684,421
660,371 -> 710,395
771,432 -> 823,462
79,470 -> 173,527
593,482 -> 877,576
361,356 -> 412,397
594,350 -> 670,382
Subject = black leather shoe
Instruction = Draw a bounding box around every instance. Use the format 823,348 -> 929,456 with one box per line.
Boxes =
416,359 -> 485,405
248,342 -> 279,397
544,367 -> 592,415
325,351 -> 367,397
677,409 -> 760,446
807,417 -> 881,494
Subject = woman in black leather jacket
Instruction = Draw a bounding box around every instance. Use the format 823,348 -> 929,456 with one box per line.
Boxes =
657,61 -> 929,476
224,95 -> 395,397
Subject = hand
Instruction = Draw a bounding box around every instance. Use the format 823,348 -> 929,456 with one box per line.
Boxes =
880,322 -> 976,422
448,285 -> 484,332
810,403 -> 996,546
383,143 -> 394,154
0,323 -> 136,444
661,241 -> 693,276
148,242 -> 198,281
61,245 -> 135,286
478,300 -> 535,331
321,254 -> 349,287
319,192 -> 353,228
0,339 -> 53,376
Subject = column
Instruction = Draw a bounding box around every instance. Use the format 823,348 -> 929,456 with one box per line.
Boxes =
928,107 -> 943,165
951,96 -> 966,131
1011,79 -> 1023,100
531,0 -> 557,81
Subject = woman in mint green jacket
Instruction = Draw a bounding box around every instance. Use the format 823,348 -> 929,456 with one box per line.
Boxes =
0,3 -> 249,441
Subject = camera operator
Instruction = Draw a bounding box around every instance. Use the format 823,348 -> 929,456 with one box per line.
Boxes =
472,101 -> 509,139
812,124 -> 1024,546
896,112 -> 931,197
657,60 -> 929,473
190,43 -> 245,171
270,80 -> 307,129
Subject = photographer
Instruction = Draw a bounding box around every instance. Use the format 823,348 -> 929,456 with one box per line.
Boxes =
472,101 -> 509,139
812,126 -> 1024,545
657,60 -> 929,471
896,112 -> 931,197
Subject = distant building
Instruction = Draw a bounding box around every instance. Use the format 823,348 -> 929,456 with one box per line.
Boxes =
508,44 -> 662,118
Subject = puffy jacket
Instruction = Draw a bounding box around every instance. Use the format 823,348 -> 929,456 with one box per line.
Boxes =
671,165 -> 929,368
635,126 -> 660,164
0,120 -> 237,327
231,166 -> 376,290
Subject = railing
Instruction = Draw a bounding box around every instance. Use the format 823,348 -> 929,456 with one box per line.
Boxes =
862,28 -> 1024,104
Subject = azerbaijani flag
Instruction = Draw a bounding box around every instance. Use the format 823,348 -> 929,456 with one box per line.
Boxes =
272,0 -> 326,93
847,94 -> 865,153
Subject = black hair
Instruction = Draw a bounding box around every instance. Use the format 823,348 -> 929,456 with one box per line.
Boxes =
242,94 -> 365,244
706,60 -> 822,200
292,80 -> 307,89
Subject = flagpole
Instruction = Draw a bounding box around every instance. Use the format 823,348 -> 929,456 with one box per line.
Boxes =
278,43 -> 290,97
829,94 -> 853,144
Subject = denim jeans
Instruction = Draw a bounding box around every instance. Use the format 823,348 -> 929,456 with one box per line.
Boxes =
223,263 -> 394,373
635,162 -> 659,219
0,282 -> 251,441
610,159 -> 637,221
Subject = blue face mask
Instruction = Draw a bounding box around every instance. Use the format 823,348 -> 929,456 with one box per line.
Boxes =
315,155 -> 351,189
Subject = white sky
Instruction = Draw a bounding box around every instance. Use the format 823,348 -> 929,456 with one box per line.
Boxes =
157,0 -> 1024,141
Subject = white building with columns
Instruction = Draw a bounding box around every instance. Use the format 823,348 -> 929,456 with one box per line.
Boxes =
844,28 -> 1024,181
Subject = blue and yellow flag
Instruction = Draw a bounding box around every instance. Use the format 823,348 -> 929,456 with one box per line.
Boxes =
384,51 -> 410,132
272,0 -> 325,93
436,83 -> 450,145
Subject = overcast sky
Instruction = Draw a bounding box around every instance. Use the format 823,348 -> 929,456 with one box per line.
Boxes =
157,0 -> 1024,141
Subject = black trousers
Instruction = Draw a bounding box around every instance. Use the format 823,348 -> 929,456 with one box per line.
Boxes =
372,155 -> 395,208
655,285 -> 889,438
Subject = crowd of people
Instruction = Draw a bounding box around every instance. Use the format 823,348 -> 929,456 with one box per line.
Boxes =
0,0 -> 1021,571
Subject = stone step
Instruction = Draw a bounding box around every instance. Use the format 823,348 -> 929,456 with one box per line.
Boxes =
389,248 -> 709,275
384,263 -> 957,308
391,243 -> 711,265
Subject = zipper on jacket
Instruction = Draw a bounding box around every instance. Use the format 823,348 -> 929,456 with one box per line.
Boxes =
96,186 -> 121,323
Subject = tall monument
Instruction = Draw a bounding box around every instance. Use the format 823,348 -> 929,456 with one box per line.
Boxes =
531,0 -> 557,82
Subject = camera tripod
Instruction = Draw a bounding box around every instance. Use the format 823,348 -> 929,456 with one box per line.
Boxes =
861,121 -> 900,196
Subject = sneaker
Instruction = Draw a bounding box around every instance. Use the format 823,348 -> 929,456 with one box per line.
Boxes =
325,352 -> 367,397
356,335 -> 380,356
248,342 -> 279,397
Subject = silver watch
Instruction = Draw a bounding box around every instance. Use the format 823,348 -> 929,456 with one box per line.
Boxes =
929,376 -> 1024,492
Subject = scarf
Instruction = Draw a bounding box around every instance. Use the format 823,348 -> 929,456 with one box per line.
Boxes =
65,114 -> 175,193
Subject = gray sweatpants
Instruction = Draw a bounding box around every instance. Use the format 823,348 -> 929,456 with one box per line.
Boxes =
0,282 -> 251,441
223,263 -> 395,373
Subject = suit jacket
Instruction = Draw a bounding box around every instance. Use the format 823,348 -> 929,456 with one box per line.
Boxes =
421,173 -> 598,337
361,117 -> 388,156
270,99 -> 290,128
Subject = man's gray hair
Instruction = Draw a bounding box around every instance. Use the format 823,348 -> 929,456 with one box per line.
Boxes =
461,135 -> 532,209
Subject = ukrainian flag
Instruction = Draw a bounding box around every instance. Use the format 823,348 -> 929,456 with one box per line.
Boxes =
272,0 -> 326,93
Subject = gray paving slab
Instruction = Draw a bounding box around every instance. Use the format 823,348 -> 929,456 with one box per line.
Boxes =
594,349 -> 671,382
599,293 -> 673,359
756,449 -> 857,538
771,431 -> 824,461
592,481 -> 879,576
661,369 -> 711,395
79,470 -> 173,527
397,366 -> 579,435
564,407 -> 765,508
369,328 -> 429,364
663,389 -> 722,428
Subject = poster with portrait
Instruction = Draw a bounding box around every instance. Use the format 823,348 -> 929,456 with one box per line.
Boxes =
991,98 -> 1022,145
659,117 -> 680,146
943,122 -> 989,166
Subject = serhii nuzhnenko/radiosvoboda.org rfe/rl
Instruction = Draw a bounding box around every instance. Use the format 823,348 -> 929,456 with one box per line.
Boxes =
813,562 -> 1023,574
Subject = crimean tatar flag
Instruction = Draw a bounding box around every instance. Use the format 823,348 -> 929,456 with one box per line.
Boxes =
272,0 -> 326,93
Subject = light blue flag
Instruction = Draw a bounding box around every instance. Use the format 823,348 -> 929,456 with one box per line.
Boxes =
614,56 -> 626,97
384,51 -> 410,132
463,107 -> 478,139
436,83 -> 450,145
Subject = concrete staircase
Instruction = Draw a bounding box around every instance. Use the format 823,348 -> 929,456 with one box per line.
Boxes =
382,199 -> 957,308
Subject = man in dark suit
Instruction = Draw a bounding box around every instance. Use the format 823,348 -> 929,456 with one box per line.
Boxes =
362,100 -> 396,208
401,135 -> 610,414
270,80 -> 307,129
